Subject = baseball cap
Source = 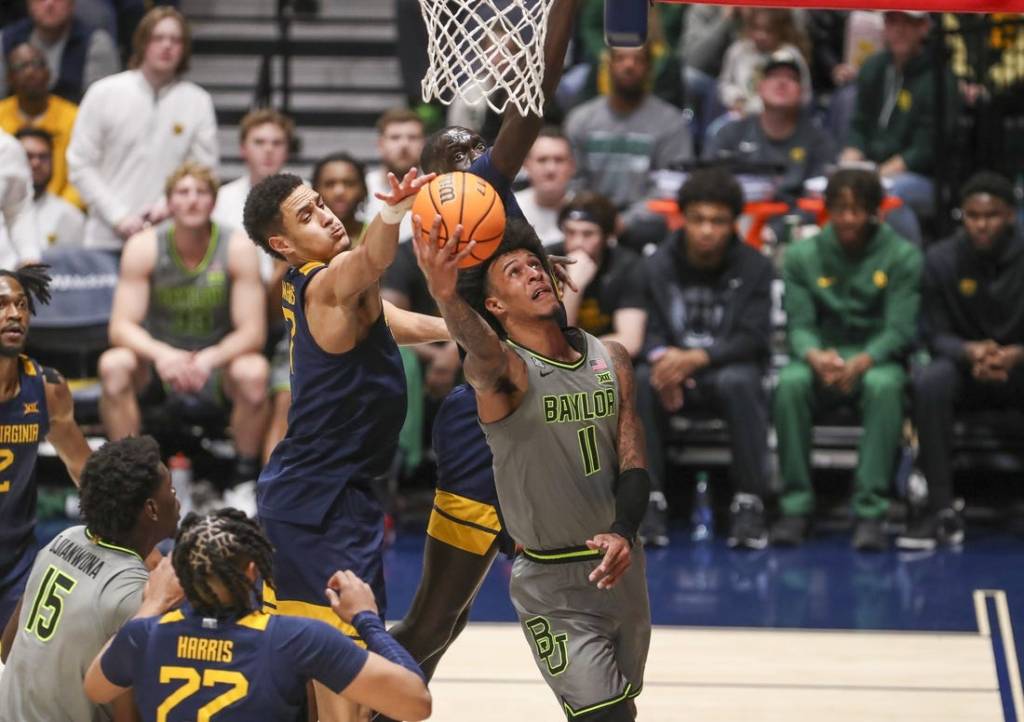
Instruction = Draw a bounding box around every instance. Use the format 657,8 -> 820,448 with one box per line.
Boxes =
763,50 -> 802,79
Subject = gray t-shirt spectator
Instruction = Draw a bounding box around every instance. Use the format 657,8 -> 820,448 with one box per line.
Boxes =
703,113 -> 835,200
565,95 -> 693,210
0,525 -> 149,722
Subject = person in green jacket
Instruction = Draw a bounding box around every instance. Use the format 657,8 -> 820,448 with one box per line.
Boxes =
772,168 -> 923,551
840,11 -> 957,243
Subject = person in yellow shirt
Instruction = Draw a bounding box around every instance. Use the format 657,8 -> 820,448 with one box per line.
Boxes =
0,43 -> 81,209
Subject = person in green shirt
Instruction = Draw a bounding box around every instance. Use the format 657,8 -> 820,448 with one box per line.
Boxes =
772,168 -> 922,551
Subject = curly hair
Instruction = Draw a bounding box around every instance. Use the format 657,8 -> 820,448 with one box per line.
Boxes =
677,168 -> 745,218
456,217 -> 551,339
172,509 -> 275,617
243,173 -> 304,261
79,436 -> 163,541
0,263 -> 51,315
960,171 -> 1015,207
825,168 -> 883,213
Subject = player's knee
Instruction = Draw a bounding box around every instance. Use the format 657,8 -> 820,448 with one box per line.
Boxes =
912,358 -> 956,401
228,354 -> 270,406
98,347 -> 138,393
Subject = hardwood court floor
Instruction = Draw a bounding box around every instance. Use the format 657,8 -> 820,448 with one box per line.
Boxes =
428,624 -> 1003,722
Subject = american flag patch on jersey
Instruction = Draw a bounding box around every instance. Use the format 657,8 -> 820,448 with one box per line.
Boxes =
590,358 -> 608,372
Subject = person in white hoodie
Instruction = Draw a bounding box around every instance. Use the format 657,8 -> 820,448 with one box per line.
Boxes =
0,129 -> 41,269
67,6 -> 217,252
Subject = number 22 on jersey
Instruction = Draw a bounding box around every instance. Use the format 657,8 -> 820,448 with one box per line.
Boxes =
157,666 -> 249,722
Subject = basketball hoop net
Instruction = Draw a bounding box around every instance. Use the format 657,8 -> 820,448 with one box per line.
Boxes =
418,0 -> 556,117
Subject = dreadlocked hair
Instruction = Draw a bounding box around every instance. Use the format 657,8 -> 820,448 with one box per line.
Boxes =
0,264 -> 52,314
172,509 -> 275,617
456,217 -> 552,339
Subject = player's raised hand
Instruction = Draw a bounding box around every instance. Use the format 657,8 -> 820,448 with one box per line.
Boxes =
586,533 -> 633,590
411,215 -> 475,303
325,569 -> 378,623
137,555 -> 184,617
375,167 -> 437,206
546,253 -> 580,293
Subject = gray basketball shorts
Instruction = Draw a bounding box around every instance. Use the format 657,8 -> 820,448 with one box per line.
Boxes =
510,546 -> 651,719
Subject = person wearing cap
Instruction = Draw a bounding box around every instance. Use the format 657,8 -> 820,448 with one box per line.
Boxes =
704,49 -> 835,203
840,11 -> 957,240
901,172 -> 1023,550
635,168 -> 774,550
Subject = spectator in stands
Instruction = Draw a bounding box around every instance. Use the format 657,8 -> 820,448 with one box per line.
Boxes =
0,43 -> 81,208
214,109 -> 294,242
564,44 -> 693,212
514,128 -> 575,247
0,129 -> 41,269
554,192 -> 645,356
840,11 -> 956,240
364,108 -> 425,242
99,162 -> 268,511
0,0 -> 119,102
635,168 -> 774,549
16,127 -> 84,246
717,9 -> 812,120
901,172 -> 1023,549
704,49 -> 835,203
772,168 -> 921,551
67,6 -> 218,251
679,5 -> 744,138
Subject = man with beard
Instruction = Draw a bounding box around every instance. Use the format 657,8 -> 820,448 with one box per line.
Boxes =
0,264 -> 92,634
901,172 -> 1023,549
564,44 -> 693,212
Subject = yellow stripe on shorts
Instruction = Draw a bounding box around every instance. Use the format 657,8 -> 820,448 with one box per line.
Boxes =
426,490 -> 502,556
261,582 -> 365,647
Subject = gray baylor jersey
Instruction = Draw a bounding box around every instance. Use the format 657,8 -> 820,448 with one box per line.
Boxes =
482,329 -> 620,550
0,525 -> 148,722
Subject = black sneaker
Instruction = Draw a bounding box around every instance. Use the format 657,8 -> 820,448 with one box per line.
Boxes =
727,494 -> 768,550
770,515 -> 809,546
852,517 -> 887,552
896,506 -> 965,550
638,491 -> 670,548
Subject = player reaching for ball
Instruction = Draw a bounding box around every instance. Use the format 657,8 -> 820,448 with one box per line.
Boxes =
241,168 -> 451,722
415,216 -> 651,721
380,0 -> 583,704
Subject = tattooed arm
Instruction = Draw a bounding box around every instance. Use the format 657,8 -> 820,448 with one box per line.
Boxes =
410,216 -> 528,422
607,339 -> 647,472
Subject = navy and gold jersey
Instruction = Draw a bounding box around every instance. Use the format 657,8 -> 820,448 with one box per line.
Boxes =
258,262 -> 407,525
470,148 -> 524,221
100,605 -> 369,722
0,355 -> 50,574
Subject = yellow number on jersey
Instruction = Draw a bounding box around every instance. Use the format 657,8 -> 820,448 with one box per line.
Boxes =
0,448 -> 14,493
157,666 -> 249,722
281,307 -> 297,373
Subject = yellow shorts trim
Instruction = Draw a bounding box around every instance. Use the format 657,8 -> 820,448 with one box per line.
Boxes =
426,490 -> 501,556
261,582 -> 365,646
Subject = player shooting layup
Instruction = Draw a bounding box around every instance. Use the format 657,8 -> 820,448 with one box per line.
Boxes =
413,215 -> 652,722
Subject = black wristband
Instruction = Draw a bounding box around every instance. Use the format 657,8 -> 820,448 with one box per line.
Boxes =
613,467 -> 650,541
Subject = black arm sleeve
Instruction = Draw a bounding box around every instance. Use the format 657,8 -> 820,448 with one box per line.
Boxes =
352,612 -> 426,681
610,467 -> 650,541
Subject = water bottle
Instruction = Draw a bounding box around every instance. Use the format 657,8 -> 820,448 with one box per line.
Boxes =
690,471 -> 714,542
169,453 -> 194,518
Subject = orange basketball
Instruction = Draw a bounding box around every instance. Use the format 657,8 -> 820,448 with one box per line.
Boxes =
411,171 -> 507,268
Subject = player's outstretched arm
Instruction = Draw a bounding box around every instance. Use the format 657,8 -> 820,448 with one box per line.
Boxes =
410,215 -> 527,422
1,597 -> 20,662
323,571 -> 432,721
323,169 -> 434,302
490,0 -> 582,179
43,368 -> 90,485
587,340 -> 649,590
382,299 -> 451,346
